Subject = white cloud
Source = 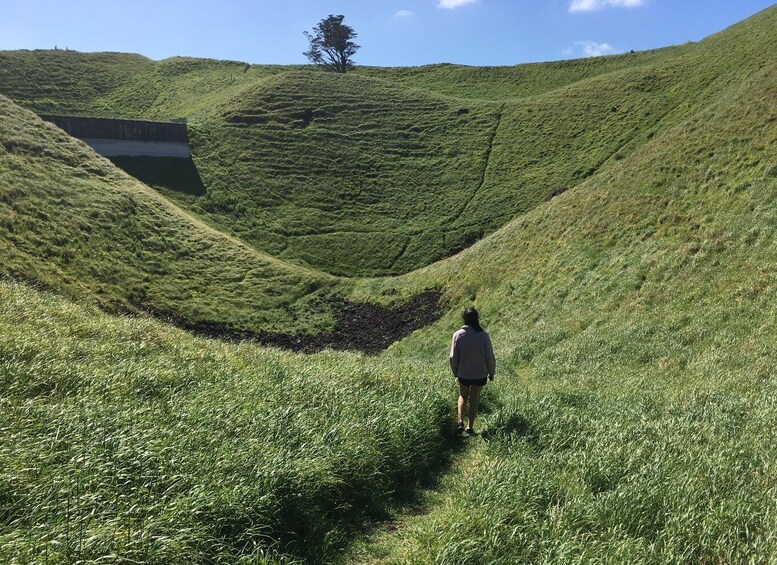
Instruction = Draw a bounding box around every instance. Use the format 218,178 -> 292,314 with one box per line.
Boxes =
438,0 -> 478,9
395,9 -> 414,17
573,40 -> 617,57
569,0 -> 645,13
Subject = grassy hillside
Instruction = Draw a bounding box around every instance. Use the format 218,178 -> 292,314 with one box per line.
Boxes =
0,279 -> 452,563
187,71 -> 502,275
1,7 -> 773,277
0,50 -> 287,119
0,50 -> 153,117
356,44 -> 689,100
0,96 -> 341,336
0,4 -> 776,564
181,7 -> 777,276
351,42 -> 777,564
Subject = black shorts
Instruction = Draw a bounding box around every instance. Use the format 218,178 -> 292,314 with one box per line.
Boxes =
458,377 -> 487,387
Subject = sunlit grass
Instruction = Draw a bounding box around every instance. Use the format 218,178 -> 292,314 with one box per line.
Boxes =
345,35 -> 777,564
0,280 -> 451,563
0,5 -> 776,564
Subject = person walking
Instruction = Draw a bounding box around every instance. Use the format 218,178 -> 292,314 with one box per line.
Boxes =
449,307 -> 496,436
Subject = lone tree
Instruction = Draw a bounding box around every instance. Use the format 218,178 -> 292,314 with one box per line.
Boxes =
303,15 -> 360,73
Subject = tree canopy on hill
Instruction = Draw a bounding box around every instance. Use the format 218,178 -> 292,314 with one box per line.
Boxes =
303,14 -> 360,73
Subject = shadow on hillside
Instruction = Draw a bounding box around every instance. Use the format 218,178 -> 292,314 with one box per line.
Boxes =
109,156 -> 206,196
347,420 -> 469,555
481,412 -> 541,449
385,427 -> 468,503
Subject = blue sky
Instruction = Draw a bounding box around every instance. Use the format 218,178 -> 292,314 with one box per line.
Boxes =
1,1 -> 774,66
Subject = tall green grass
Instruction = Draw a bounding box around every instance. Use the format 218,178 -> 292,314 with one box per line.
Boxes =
0,279 -> 451,563
346,43 -> 777,565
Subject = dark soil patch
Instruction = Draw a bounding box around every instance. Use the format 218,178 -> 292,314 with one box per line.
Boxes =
139,290 -> 444,355
3,274 -> 443,355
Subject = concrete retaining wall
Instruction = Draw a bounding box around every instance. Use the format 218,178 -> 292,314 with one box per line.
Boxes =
40,115 -> 190,158
79,138 -> 191,158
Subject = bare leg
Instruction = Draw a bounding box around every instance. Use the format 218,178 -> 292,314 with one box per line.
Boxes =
457,382 -> 470,426
468,385 -> 483,431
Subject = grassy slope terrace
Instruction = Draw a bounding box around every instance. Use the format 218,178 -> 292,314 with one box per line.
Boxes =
0,23 -> 758,277
0,96 -> 342,336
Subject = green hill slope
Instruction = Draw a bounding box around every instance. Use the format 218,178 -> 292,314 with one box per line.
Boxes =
357,35 -> 777,564
189,71 -> 502,275
184,5 -> 775,276
1,6 -> 774,277
0,96 -> 338,336
0,50 -> 287,119
356,44 -> 689,100
0,50 -> 153,116
2,42 -> 775,562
